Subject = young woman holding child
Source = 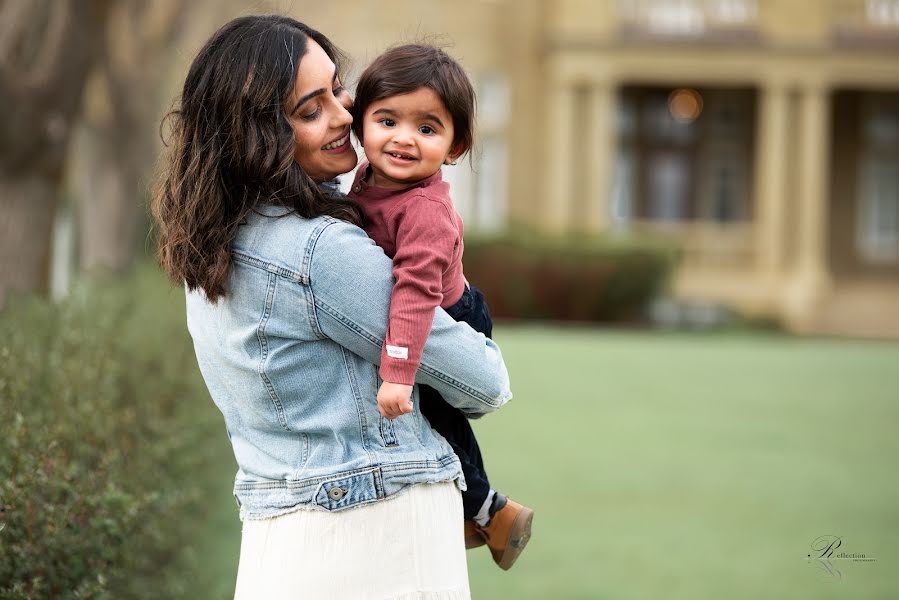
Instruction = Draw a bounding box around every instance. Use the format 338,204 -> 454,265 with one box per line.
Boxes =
153,15 -> 530,598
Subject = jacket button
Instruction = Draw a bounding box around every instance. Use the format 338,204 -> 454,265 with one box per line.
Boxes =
328,487 -> 347,501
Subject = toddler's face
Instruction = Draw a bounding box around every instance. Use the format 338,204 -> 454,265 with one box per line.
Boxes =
361,87 -> 458,190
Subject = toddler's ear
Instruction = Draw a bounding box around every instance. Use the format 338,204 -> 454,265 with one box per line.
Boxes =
444,144 -> 464,166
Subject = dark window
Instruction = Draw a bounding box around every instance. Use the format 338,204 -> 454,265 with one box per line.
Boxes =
614,86 -> 755,223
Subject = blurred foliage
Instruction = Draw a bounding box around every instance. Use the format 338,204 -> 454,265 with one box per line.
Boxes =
0,264 -> 225,599
464,229 -> 679,322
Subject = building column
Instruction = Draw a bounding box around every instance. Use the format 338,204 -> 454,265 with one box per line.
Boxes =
753,83 -> 789,280
543,82 -> 576,233
585,82 -> 617,233
785,84 -> 833,330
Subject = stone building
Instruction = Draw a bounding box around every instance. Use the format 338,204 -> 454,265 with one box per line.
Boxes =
285,0 -> 899,336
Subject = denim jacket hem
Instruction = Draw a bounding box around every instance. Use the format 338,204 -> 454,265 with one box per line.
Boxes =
235,453 -> 465,520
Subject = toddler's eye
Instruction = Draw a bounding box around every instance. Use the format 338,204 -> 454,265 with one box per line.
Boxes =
379,118 -> 396,127
419,125 -> 434,135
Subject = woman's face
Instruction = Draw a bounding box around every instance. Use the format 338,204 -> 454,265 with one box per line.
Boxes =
286,39 -> 357,181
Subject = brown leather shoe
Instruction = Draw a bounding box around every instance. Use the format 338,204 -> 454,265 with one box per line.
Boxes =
464,519 -> 486,549
478,495 -> 534,570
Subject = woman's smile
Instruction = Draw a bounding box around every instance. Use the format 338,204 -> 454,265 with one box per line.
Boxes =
322,130 -> 351,152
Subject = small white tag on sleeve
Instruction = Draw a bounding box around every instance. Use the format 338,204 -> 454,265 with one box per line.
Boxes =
386,345 -> 409,360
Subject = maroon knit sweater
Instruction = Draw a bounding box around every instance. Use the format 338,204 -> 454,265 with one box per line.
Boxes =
349,163 -> 465,385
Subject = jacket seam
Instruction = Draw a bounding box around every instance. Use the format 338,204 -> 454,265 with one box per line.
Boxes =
233,455 -> 458,492
339,346 -> 376,462
257,272 -> 291,431
301,216 -> 338,281
233,250 -> 305,283
303,217 -> 339,339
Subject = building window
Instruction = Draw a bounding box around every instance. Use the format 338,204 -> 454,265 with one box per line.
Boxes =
857,94 -> 899,261
444,73 -> 509,232
472,73 -> 510,232
614,87 -> 754,224
835,0 -> 899,46
619,0 -> 757,38
648,152 -> 692,220
711,0 -> 757,23
611,149 -> 636,223
867,0 -> 899,26
475,137 -> 508,232
645,0 -> 705,35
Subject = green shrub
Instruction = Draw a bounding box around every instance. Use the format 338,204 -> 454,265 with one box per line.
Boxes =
463,230 -> 679,322
0,265 -> 224,599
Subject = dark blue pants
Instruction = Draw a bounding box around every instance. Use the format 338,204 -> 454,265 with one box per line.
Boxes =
419,284 -> 493,520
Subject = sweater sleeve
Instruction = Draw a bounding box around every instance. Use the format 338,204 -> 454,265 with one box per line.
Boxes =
379,196 -> 459,385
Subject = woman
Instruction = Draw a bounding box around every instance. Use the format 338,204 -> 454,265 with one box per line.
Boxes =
151,15 -> 511,599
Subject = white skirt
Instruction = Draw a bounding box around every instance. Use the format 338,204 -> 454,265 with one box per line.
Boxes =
233,481 -> 470,600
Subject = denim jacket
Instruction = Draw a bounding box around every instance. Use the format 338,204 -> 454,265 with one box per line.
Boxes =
186,205 -> 512,520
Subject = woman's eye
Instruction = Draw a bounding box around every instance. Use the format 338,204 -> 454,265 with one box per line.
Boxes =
333,85 -> 346,96
419,125 -> 434,135
301,106 -> 321,121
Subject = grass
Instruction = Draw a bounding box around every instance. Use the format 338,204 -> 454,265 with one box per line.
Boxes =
192,325 -> 899,599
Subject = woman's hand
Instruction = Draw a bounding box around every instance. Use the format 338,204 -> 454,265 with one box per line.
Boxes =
378,382 -> 414,419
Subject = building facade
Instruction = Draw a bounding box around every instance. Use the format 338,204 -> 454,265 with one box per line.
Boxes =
503,0 -> 899,336
274,0 -> 899,336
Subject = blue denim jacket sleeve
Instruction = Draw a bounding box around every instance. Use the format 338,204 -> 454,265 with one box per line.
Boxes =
309,220 -> 512,417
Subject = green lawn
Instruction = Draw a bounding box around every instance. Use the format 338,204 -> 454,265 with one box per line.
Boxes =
190,326 -> 899,599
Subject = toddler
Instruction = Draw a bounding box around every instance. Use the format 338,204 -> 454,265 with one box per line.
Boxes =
348,44 -> 532,570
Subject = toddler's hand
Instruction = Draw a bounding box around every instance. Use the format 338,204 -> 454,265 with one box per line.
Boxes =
378,382 -> 414,419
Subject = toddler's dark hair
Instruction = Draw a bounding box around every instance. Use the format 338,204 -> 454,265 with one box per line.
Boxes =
352,44 -> 476,159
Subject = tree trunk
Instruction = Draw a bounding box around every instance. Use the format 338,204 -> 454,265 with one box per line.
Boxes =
77,162 -> 142,274
0,177 -> 57,307
74,127 -> 143,273
73,0 -> 188,274
0,0 -> 112,302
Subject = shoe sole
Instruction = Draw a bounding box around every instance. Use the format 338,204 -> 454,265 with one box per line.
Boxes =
496,506 -> 533,570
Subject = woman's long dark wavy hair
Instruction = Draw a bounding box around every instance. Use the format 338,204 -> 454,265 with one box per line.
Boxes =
152,15 -> 361,302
